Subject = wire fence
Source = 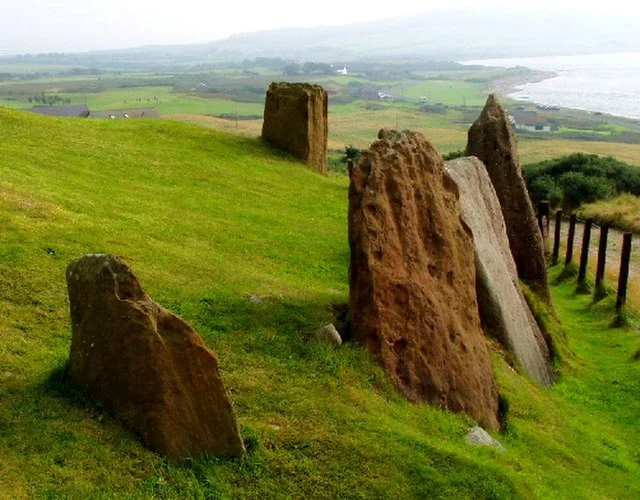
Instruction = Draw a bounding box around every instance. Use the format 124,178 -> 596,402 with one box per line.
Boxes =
538,202 -> 640,326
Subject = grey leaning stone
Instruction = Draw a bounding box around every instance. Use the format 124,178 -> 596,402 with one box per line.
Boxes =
466,426 -> 505,450
314,323 -> 342,345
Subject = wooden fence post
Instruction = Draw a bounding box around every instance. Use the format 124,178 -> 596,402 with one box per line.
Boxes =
577,218 -> 593,290
616,232 -> 633,311
552,210 -> 562,265
565,214 -> 577,266
594,225 -> 609,300
537,201 -> 551,254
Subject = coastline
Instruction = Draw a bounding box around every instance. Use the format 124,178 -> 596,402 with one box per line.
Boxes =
469,52 -> 640,121
484,67 -> 557,100
479,66 -> 640,130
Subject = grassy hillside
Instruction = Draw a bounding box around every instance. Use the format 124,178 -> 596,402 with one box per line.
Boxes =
579,194 -> 640,233
1,107 -> 639,498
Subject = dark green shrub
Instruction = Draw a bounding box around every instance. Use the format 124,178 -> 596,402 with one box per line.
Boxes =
442,149 -> 467,161
559,172 -> 615,210
524,153 -> 640,209
341,145 -> 361,165
528,175 -> 563,207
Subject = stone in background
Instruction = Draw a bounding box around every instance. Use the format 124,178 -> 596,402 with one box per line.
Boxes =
262,82 -> 328,174
467,94 -> 550,303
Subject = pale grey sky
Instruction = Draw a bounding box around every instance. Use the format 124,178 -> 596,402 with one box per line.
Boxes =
1,0 -> 637,55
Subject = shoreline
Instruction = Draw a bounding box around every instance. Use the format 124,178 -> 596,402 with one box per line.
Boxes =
482,67 -> 640,129
484,68 -> 557,100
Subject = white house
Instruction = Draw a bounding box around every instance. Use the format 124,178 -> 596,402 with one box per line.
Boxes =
508,111 -> 552,133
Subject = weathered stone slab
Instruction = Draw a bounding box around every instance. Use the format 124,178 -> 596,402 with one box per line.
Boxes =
467,94 -> 550,302
446,157 -> 553,386
66,254 -> 244,463
262,82 -> 328,173
348,129 -> 500,430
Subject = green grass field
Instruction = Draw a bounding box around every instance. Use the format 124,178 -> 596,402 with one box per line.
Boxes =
402,80 -> 486,106
59,86 -> 264,116
0,63 -> 78,73
1,107 -> 639,498
2,65 -> 640,168
0,83 -> 265,116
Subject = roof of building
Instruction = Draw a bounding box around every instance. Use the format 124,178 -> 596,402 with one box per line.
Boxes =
28,105 -> 90,117
509,110 -> 550,126
88,108 -> 160,119
519,116 -> 550,126
509,110 -> 537,120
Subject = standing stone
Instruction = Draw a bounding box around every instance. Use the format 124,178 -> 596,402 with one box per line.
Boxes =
66,254 -> 244,463
262,82 -> 328,174
467,94 -> 550,302
349,129 -> 500,430
446,157 -> 553,386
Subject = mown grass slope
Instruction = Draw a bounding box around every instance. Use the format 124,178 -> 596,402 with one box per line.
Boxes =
1,107 -> 639,499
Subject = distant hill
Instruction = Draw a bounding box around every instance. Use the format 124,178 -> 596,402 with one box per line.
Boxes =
94,8 -> 640,64
205,8 -> 640,61
3,8 -> 640,68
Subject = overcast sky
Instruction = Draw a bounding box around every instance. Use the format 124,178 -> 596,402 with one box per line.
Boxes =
1,0 -> 637,55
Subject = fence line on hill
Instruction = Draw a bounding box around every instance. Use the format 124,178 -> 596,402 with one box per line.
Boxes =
537,202 -> 640,325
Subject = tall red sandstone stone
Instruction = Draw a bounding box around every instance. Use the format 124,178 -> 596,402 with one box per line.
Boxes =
467,94 -> 550,302
262,82 -> 328,174
348,129 -> 500,430
66,254 -> 244,463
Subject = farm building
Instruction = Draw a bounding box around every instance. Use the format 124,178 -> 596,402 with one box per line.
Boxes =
88,108 -> 160,119
508,111 -> 552,132
28,105 -> 90,118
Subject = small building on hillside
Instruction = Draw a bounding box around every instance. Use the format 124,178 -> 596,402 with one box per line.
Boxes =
508,111 -> 552,133
88,108 -> 160,119
28,105 -> 90,118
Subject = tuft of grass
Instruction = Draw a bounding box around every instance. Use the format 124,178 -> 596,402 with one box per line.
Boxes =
520,282 -> 572,371
555,262 -> 579,282
576,277 -> 593,295
611,308 -> 632,329
593,281 -> 609,302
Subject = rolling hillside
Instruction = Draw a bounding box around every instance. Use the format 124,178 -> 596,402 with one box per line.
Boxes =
1,108 -> 639,498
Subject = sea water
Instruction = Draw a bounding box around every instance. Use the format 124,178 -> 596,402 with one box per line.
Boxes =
463,52 -> 640,120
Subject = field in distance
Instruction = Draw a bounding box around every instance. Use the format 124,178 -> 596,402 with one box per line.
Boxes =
2,59 -> 640,164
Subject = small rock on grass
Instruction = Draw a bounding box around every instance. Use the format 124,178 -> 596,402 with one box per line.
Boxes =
466,426 -> 505,450
314,324 -> 342,345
